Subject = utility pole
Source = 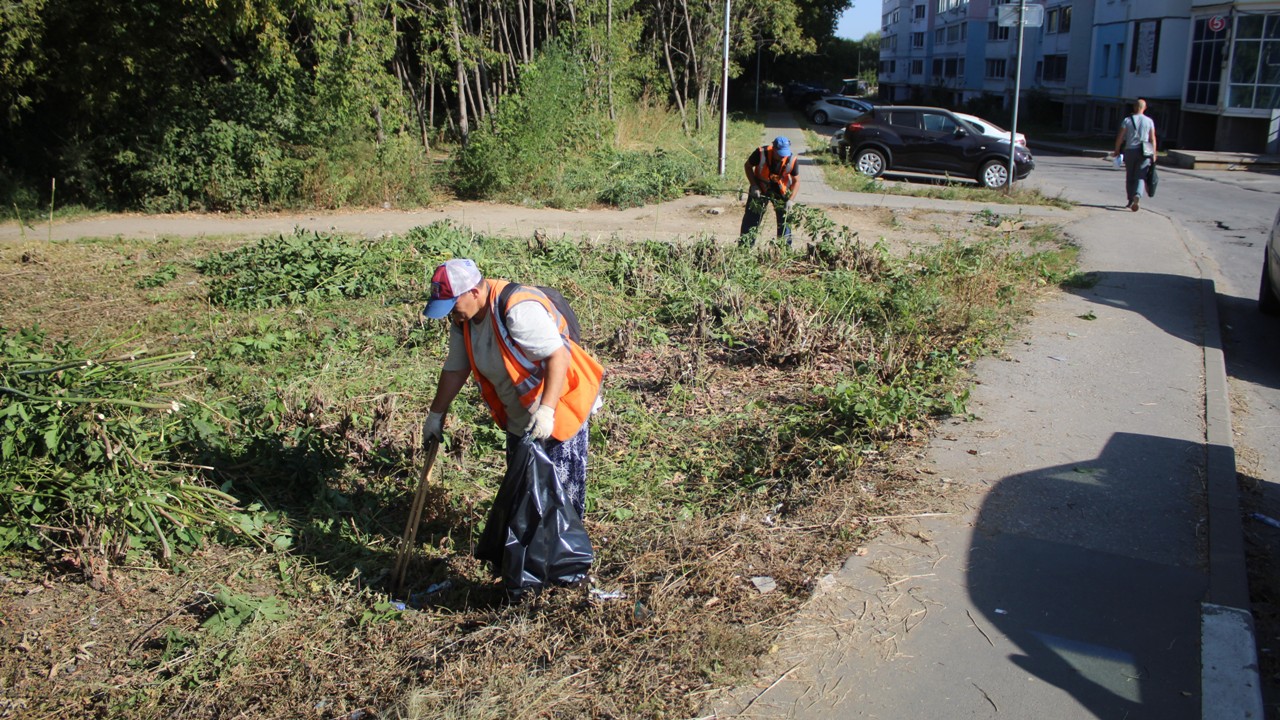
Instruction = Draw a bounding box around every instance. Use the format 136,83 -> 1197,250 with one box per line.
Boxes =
1007,0 -> 1026,192
718,0 -> 731,175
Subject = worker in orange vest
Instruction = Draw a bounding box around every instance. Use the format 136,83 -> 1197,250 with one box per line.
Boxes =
740,136 -> 800,246
421,259 -> 604,517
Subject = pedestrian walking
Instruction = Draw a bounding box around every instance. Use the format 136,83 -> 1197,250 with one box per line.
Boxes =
1113,98 -> 1157,212
420,259 -> 604,517
740,136 -> 800,245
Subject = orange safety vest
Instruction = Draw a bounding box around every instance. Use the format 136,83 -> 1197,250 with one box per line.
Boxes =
753,146 -> 797,196
461,280 -> 605,442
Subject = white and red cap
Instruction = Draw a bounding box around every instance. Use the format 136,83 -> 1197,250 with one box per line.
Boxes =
423,258 -> 482,319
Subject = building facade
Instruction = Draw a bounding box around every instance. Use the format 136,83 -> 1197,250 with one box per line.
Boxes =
878,0 -> 1280,151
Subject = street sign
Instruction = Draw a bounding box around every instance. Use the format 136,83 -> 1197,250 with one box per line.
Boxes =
1208,15 -> 1227,33
998,3 -> 1045,28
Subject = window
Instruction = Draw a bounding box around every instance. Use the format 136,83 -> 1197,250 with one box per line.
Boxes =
892,8 -> 901,23
913,32 -> 925,48
887,111 -> 920,129
1205,15 -> 1248,107
1043,6 -> 1073,33
986,58 -> 1007,78
888,60 -> 897,74
1100,45 -> 1111,77
911,59 -> 924,75
914,4 -> 926,20
1224,13 -> 1280,109
1130,19 -> 1161,74
988,23 -> 1009,41
935,28 -> 945,44
1042,54 -> 1068,82
946,25 -> 960,43
944,58 -> 958,77
933,58 -> 944,75
961,23 -> 967,41
922,112 -> 960,133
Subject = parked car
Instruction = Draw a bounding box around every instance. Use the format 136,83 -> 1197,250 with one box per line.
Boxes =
807,96 -> 873,125
1262,206 -> 1280,314
783,82 -> 830,109
955,112 -> 1027,147
829,127 -> 847,155
836,105 -> 1035,188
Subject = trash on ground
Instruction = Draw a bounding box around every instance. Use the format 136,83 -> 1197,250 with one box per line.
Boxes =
994,608 -> 1008,615
1251,513 -> 1280,529
590,587 -> 627,601
1048,355 -> 1067,362
751,576 -> 777,594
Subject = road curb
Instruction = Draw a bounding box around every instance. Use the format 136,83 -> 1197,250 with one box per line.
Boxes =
1191,231 -> 1265,716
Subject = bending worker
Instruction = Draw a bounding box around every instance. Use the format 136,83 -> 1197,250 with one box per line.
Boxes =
740,136 -> 800,245
420,259 -> 603,517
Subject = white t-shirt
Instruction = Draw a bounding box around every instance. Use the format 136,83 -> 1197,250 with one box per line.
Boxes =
444,300 -> 566,434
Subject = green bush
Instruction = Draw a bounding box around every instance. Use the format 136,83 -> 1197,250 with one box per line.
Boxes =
593,148 -> 707,208
452,43 -> 609,202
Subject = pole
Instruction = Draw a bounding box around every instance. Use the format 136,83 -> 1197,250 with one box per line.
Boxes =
1007,0 -> 1026,192
718,0 -> 731,175
755,40 -> 761,114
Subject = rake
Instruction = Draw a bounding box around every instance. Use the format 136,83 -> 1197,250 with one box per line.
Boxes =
392,435 -> 441,595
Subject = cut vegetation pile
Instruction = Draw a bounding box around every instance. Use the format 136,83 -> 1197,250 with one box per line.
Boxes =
0,211 -> 1078,718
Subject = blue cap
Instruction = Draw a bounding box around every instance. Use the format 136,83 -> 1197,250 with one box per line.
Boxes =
772,136 -> 792,157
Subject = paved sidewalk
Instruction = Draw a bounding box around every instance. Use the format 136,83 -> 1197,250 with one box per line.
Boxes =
703,116 -> 1261,718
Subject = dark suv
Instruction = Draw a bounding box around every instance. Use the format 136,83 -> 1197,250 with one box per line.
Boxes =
836,105 -> 1034,188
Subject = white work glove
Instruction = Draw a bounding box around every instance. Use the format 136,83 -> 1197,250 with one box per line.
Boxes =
525,405 -> 556,441
422,411 -> 444,442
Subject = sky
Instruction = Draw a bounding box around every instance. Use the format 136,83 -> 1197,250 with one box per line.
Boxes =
836,1 -> 881,41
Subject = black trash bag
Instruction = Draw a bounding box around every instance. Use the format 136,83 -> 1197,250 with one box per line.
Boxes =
474,434 -> 593,596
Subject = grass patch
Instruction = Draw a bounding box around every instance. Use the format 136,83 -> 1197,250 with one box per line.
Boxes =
0,210 -> 1077,717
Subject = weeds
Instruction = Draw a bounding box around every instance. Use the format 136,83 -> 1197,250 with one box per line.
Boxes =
0,327 -> 288,562
0,209 -> 1076,718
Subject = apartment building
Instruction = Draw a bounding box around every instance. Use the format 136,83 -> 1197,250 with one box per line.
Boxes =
878,0 -> 1280,151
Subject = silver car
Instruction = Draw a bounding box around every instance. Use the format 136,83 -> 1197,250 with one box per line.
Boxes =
808,96 -> 873,126
1262,206 -> 1280,314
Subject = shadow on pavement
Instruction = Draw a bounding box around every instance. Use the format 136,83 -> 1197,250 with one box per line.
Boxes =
968,431 -> 1206,719
1073,271 -> 1207,350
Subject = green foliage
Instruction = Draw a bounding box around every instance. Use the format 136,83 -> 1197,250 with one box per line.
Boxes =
359,601 -> 405,627
452,43 -> 610,203
196,229 -> 422,309
137,264 -> 181,289
819,353 -> 971,441
0,327 -> 283,560
201,587 -> 290,638
593,148 -> 708,208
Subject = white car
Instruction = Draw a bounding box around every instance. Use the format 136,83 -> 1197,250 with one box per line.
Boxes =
807,96 -> 873,126
1262,206 -> 1280,314
828,128 -> 846,155
956,112 -> 1027,147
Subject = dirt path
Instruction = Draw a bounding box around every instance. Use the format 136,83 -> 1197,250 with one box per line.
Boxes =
0,195 -> 1036,259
